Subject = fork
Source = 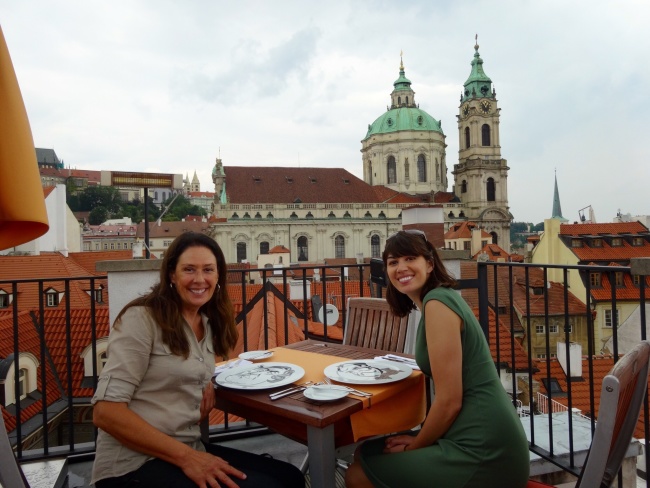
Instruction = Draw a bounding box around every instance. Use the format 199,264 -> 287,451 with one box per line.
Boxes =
321,377 -> 372,397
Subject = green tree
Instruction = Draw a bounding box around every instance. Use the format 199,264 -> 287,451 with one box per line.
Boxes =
77,186 -> 123,214
89,206 -> 109,225
161,195 -> 206,221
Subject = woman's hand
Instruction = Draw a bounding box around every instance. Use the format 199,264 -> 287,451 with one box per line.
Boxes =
383,434 -> 416,454
200,382 -> 216,421
181,448 -> 247,488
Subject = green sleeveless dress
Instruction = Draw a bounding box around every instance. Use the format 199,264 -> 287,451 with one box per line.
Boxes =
358,287 -> 530,487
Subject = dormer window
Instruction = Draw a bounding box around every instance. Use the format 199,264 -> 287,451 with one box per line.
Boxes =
252,176 -> 261,183
542,377 -> 564,395
286,177 -> 293,184
571,239 -> 583,248
611,237 -> 623,247
309,177 -> 317,184
633,237 -> 644,246
592,238 -> 603,247
0,289 -> 12,308
590,273 -> 601,287
44,288 -> 60,307
615,272 -> 624,287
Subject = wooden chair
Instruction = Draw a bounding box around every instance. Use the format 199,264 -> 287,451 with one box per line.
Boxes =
0,413 -> 29,488
527,340 -> 650,488
344,297 -> 409,353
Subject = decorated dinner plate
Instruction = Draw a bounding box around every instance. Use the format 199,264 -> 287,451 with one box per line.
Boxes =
323,359 -> 412,385
238,350 -> 274,361
303,385 -> 348,402
213,362 -> 305,390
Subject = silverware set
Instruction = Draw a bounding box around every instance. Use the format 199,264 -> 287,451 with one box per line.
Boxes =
268,378 -> 373,400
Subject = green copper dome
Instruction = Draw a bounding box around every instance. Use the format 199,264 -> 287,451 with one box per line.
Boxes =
363,107 -> 442,139
363,58 -> 443,140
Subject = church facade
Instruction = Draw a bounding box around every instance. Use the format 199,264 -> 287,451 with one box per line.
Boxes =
209,42 -> 512,264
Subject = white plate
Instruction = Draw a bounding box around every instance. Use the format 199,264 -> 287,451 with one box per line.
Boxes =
303,385 -> 348,402
214,362 -> 305,390
323,359 -> 412,385
238,350 -> 274,361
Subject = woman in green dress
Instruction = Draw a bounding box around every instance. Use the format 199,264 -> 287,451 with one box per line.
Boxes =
345,230 -> 530,488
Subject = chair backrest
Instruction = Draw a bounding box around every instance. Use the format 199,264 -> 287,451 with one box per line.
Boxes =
0,413 -> 29,488
577,340 -> 650,488
343,297 -> 409,353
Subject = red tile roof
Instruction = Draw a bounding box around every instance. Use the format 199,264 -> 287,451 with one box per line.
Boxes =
445,221 -> 488,240
223,166 -> 383,204
560,222 -> 648,236
533,355 -> 650,438
136,220 -> 210,238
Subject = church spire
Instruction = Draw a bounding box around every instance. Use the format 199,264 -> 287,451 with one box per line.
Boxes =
461,34 -> 493,102
551,171 -> 568,222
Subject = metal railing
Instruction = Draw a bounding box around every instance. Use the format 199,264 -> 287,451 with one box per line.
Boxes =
1,260 -> 648,486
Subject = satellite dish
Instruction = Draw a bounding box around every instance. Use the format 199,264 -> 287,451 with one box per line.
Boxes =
318,304 -> 340,326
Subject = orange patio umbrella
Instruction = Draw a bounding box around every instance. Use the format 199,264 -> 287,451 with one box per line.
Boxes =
0,25 -> 49,250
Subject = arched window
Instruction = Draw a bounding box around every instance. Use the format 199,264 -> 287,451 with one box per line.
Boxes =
371,235 -> 381,258
335,235 -> 345,258
397,96 -> 401,105
486,178 -> 496,202
260,241 -> 269,255
387,156 -> 396,184
297,236 -> 308,261
236,242 -> 247,262
417,154 -> 426,182
465,127 -> 470,149
490,231 -> 498,245
481,124 -> 491,146
461,180 -> 467,193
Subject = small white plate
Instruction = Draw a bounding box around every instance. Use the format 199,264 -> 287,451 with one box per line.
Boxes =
303,385 -> 348,402
238,350 -> 273,361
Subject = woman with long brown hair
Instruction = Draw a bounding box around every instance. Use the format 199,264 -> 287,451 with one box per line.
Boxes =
346,230 -> 529,488
92,232 -> 303,488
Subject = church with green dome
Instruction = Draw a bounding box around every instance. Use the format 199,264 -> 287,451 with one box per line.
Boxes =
209,41 -> 512,265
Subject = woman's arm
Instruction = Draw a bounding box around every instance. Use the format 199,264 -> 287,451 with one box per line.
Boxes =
385,299 -> 463,452
94,400 -> 245,487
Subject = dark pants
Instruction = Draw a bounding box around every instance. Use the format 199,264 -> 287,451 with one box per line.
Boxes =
95,443 -> 304,488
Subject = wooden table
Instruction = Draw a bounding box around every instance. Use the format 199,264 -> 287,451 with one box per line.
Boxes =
214,340 -> 426,488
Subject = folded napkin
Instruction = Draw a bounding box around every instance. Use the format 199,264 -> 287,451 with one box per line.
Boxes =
214,358 -> 252,377
374,354 -> 420,371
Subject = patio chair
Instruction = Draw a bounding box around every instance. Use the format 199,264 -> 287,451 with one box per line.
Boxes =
343,297 -> 409,353
527,340 -> 650,488
0,413 -> 29,488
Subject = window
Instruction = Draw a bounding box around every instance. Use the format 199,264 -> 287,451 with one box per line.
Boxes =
94,289 -> 103,303
590,272 -> 601,287
103,243 -> 108,250
464,127 -> 470,149
611,237 -> 623,247
592,238 -> 603,247
542,378 -> 564,394
46,291 -> 59,307
463,241 -> 471,250
481,124 -> 491,146
536,325 -> 544,334
486,178 -> 495,202
260,242 -> 270,255
615,272 -> 624,287
110,243 -> 115,250
387,156 -> 396,184
634,275 -> 642,286
371,235 -> 380,259
18,368 -> 27,400
335,235 -> 345,259
95,243 -> 99,250
633,237 -> 644,246
236,242 -> 247,263
571,239 -> 583,248
604,309 -> 620,328
417,154 -> 426,182
297,236 -> 308,261
0,291 -> 9,308
549,324 -> 558,334
163,240 -> 172,247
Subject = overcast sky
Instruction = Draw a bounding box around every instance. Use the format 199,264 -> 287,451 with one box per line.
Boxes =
2,1 -> 648,225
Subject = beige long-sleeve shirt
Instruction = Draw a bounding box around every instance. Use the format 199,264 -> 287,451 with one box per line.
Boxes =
91,306 -> 215,483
